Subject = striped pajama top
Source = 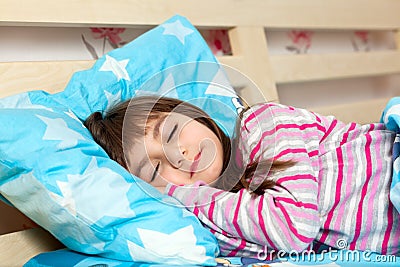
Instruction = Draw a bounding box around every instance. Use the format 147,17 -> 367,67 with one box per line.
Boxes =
166,103 -> 400,258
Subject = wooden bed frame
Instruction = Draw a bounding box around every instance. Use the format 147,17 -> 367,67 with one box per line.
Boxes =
1,0 -> 400,265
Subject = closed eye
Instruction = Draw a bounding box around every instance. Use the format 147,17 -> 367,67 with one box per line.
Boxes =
150,162 -> 160,183
167,124 -> 177,143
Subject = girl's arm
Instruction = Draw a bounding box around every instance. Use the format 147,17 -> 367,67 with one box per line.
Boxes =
166,103 -> 330,257
166,181 -> 320,257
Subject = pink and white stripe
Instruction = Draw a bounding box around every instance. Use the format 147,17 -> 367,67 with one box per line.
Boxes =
167,103 -> 400,257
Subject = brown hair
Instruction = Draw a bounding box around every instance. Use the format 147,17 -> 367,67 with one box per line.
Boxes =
84,96 -> 293,195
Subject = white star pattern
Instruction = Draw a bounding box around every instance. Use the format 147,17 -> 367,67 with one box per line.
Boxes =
53,157 -> 136,223
100,55 -> 130,81
0,92 -> 53,111
0,171 -> 106,251
36,115 -> 85,149
64,109 -> 87,130
161,19 -> 194,45
205,68 -> 237,97
64,109 -> 81,123
127,225 -> 209,264
104,90 -> 122,113
50,180 -> 77,216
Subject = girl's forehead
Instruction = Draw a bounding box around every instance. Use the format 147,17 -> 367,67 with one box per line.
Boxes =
142,112 -> 165,130
145,112 -> 194,135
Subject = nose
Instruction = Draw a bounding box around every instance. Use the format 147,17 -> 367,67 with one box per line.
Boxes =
163,143 -> 190,171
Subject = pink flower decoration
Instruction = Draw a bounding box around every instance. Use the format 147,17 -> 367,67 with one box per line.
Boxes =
354,31 -> 369,43
351,30 -> 370,52
203,29 -> 232,56
286,30 -> 314,54
288,30 -> 313,49
90,27 -> 126,45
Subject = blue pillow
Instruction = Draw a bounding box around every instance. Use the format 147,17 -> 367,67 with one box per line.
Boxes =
53,15 -> 242,136
0,15 -> 242,265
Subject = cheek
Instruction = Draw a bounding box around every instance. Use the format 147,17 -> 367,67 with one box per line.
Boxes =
211,142 -> 225,177
199,145 -> 224,180
159,168 -> 188,185
211,152 -> 224,175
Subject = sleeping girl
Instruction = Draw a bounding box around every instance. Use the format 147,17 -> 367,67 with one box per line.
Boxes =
84,95 -> 400,258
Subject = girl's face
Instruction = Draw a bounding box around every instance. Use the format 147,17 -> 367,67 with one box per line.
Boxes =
127,112 -> 224,190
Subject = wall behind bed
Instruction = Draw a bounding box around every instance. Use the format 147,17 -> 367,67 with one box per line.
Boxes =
1,26 -> 399,110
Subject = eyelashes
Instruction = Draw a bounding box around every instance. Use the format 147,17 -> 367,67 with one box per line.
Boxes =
167,124 -> 177,143
150,121 -> 180,183
151,123 -> 177,183
150,162 -> 160,182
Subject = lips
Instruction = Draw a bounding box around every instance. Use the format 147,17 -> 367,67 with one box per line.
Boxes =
190,152 -> 201,177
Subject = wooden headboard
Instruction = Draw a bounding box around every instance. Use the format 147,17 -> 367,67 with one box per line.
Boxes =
2,0 -> 400,123
1,0 -> 400,265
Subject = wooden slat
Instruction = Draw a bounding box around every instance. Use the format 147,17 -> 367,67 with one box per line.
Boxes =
228,26 -> 278,104
0,228 -> 64,267
0,0 -> 399,30
309,98 -> 389,124
2,51 -> 397,103
0,56 -> 247,98
0,60 -> 94,98
395,30 -> 400,49
217,55 -> 245,72
271,51 -> 400,84
217,55 -> 254,92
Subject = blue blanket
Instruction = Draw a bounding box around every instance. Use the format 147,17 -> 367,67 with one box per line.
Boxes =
24,248 -> 400,266
381,97 -> 400,214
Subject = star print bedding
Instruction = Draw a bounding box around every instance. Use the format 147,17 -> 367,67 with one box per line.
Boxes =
381,96 -> 400,214
0,15 -> 242,265
24,248 -> 400,266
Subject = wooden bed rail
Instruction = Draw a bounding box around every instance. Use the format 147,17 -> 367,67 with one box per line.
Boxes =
1,0 -> 399,111
0,55 -> 264,99
271,51 -> 400,84
0,228 -> 64,267
1,0 -> 400,30
0,60 -> 93,97
311,98 -> 390,124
